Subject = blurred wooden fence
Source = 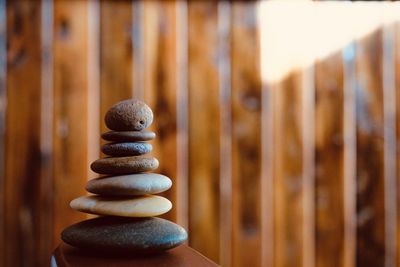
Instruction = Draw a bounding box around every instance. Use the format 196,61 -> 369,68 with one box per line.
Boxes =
1,1 -> 400,267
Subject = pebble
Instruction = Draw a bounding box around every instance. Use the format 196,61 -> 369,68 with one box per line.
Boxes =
86,173 -> 172,196
101,142 -> 152,157
91,156 -> 159,174
102,130 -> 156,142
70,195 -> 172,217
61,216 -> 188,255
105,100 -> 153,131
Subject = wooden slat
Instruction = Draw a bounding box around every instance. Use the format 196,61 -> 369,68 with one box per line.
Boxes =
188,1 -> 221,263
382,23 -> 397,267
175,0 -> 189,230
0,0 -> 6,264
302,66 -> 316,267
315,52 -> 345,267
261,73 -> 274,267
53,0 -> 90,248
355,30 -> 385,267
259,2 -> 274,265
87,0 -> 100,180
100,0 -> 133,135
5,1 -> 44,266
142,0 -> 179,223
342,42 -> 357,267
218,2 -> 232,267
132,1 -> 144,100
396,21 -> 400,267
40,0 -> 54,259
231,2 -> 261,267
272,72 -> 304,267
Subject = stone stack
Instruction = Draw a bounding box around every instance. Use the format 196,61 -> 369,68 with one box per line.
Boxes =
61,99 -> 187,255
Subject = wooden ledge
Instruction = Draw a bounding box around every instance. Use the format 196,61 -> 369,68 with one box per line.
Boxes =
52,242 -> 219,267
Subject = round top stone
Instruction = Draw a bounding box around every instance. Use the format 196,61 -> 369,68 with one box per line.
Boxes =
105,99 -> 153,131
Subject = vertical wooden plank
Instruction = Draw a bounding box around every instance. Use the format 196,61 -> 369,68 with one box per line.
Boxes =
53,0 -> 90,247
5,1 -> 43,266
100,0 -> 133,135
132,1 -> 144,100
382,23 -> 397,267
272,72 -> 304,267
260,82 -> 274,267
176,0 -> 189,230
396,21 -> 400,267
315,52 -> 345,267
259,2 -> 274,265
231,2 -> 261,267
142,0 -> 179,222
0,0 -> 6,264
188,1 -> 221,263
218,2 -> 232,267
342,42 -> 357,267
87,0 -> 100,180
355,30 -> 385,267
40,0 -> 54,259
302,66 -> 316,267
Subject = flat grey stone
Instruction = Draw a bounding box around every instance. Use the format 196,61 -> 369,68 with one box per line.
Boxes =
86,173 -> 172,196
101,142 -> 152,157
91,156 -> 159,175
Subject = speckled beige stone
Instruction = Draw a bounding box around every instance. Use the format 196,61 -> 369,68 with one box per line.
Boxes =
70,195 -> 172,217
105,100 -> 153,131
86,173 -> 172,196
90,156 -> 159,175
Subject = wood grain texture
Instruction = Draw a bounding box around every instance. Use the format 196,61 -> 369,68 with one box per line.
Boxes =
1,3 -> 400,267
355,30 -> 385,267
175,0 -> 189,230
343,42 -> 357,267
302,66 -> 316,267
53,242 -> 219,267
382,23 -> 397,267
87,0 -> 100,181
5,1 -> 45,266
188,1 -> 221,263
231,2 -> 261,267
142,0 -> 179,223
396,21 -> 400,267
40,0 -> 55,260
272,72 -> 304,267
261,78 -> 274,267
218,2 -> 233,267
53,0 -> 90,249
0,0 -> 6,264
315,52 -> 345,267
100,0 -> 133,135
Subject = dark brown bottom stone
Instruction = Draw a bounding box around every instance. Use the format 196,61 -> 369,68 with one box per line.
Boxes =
61,216 -> 187,255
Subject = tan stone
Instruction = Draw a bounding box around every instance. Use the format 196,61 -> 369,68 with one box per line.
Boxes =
70,195 -> 172,217
105,99 -> 153,131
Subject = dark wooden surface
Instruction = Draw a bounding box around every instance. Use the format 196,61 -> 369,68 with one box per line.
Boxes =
52,242 -> 219,267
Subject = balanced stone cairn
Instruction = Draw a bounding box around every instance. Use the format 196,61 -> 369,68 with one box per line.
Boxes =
61,99 -> 188,255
